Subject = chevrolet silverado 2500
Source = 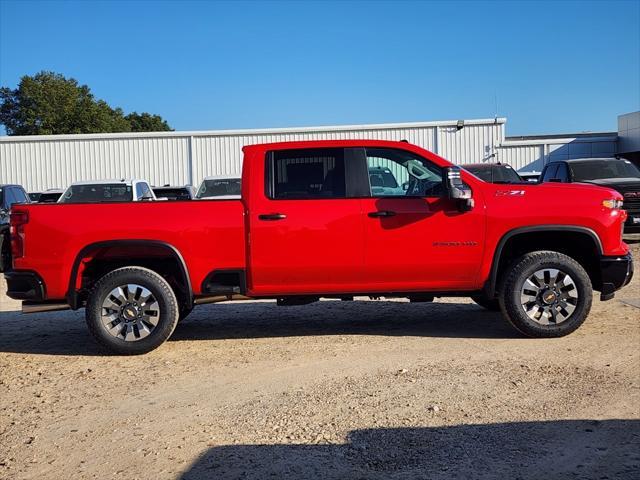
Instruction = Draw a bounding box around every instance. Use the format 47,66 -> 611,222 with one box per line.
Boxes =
3,140 -> 634,354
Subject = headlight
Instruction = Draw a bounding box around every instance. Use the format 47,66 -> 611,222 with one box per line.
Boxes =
602,199 -> 623,209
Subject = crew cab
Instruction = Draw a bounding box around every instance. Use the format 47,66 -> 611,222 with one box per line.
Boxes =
539,158 -> 640,233
3,140 -> 634,354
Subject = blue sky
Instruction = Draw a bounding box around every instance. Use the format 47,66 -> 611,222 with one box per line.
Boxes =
1,0 -> 638,135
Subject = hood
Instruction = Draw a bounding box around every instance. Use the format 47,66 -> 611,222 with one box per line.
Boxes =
577,178 -> 640,188
486,181 -> 624,200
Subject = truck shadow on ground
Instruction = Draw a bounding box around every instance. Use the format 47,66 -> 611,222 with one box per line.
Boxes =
0,300 -> 518,356
179,420 -> 640,480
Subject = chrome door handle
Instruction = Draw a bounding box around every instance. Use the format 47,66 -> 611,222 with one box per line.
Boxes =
258,213 -> 287,221
368,210 -> 396,218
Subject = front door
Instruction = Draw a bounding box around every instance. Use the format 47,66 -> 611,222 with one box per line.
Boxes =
248,147 -> 365,295
359,147 -> 485,291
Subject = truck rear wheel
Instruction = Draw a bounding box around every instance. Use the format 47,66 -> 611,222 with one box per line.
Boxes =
499,251 -> 592,338
85,267 -> 179,354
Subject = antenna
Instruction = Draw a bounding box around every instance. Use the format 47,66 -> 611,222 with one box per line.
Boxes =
494,91 -> 498,121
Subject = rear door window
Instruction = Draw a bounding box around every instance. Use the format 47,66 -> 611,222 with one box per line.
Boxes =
268,148 -> 346,199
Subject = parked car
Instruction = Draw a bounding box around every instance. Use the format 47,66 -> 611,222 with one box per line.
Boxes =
35,189 -> 64,203
152,185 -> 195,201
58,180 -> 156,203
539,158 -> 640,233
196,175 -> 241,199
3,140 -> 633,354
463,163 -> 525,184
368,166 -> 406,196
0,184 -> 30,272
518,172 -> 541,183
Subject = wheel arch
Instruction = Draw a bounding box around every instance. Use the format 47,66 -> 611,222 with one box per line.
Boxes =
66,239 -> 193,310
486,225 -> 603,298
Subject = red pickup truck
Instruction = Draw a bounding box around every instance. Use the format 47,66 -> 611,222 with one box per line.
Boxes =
3,140 -> 634,354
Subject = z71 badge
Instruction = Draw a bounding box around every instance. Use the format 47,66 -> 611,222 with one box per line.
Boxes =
495,190 -> 525,196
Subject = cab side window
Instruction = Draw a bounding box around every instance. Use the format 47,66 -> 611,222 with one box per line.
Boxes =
541,164 -> 559,182
268,148 -> 346,199
13,187 -> 28,204
135,183 -> 145,199
365,148 -> 443,197
4,188 -> 17,209
555,163 -> 569,182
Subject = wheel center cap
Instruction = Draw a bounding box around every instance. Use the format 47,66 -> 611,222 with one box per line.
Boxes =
122,305 -> 138,321
541,290 -> 557,305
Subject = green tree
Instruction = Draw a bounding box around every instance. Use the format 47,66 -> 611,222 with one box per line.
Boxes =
0,71 -> 172,135
126,112 -> 172,132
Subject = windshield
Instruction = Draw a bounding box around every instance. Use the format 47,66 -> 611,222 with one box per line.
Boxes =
60,184 -> 133,203
196,179 -> 241,198
465,165 -> 522,183
570,159 -> 640,181
464,166 -> 492,182
494,165 -> 523,183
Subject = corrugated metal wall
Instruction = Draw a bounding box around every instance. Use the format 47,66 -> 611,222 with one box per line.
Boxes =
496,135 -> 618,172
496,144 -> 544,172
0,119 -> 505,192
0,136 -> 190,191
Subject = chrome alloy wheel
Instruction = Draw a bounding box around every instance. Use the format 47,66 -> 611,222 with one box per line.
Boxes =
520,268 -> 578,325
101,284 -> 160,341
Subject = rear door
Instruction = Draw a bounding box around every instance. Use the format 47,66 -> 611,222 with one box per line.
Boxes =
359,147 -> 485,291
248,147 -> 366,295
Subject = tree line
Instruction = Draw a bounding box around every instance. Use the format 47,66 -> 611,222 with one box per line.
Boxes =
0,71 -> 172,135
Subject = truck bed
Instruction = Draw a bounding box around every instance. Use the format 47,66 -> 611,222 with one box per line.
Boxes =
12,200 -> 246,299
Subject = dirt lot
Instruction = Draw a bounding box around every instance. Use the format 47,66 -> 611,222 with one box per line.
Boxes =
0,242 -> 639,480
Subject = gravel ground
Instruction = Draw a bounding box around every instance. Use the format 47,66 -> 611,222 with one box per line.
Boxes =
0,241 -> 638,479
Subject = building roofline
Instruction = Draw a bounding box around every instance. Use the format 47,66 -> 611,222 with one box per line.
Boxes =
501,131 -> 618,147
0,117 -> 507,143
505,131 -> 617,141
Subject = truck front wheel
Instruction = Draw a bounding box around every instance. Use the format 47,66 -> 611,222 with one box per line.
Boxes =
85,267 -> 179,354
499,251 -> 593,337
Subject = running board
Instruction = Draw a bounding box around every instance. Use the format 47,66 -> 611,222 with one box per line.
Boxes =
22,301 -> 71,314
194,294 -> 253,305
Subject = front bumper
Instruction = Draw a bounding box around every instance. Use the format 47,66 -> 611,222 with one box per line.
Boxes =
599,253 -> 634,301
3,270 -> 46,301
624,209 -> 640,233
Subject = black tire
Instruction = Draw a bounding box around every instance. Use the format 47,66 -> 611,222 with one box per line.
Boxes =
471,295 -> 500,311
86,266 -> 179,354
498,251 -> 592,338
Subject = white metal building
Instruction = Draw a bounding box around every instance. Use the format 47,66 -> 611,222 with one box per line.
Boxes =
0,117 -> 623,191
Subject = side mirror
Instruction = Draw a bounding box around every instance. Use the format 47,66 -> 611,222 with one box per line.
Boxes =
444,166 -> 474,211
